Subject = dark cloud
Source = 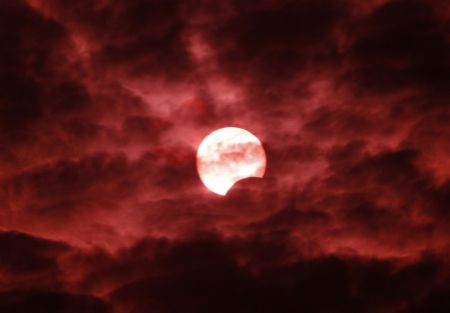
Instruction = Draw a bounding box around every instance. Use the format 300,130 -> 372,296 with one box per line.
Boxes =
346,0 -> 450,99
3,153 -> 130,217
208,0 -> 346,89
0,1 -> 66,137
108,234 -> 450,313
0,231 -> 70,291
0,229 -> 449,313
41,0 -> 192,78
0,290 -> 111,313
47,81 -> 91,115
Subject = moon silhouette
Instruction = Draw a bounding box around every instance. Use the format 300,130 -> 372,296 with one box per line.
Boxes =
196,127 -> 267,195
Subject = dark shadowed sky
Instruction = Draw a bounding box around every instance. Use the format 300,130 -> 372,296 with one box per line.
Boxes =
0,0 -> 449,312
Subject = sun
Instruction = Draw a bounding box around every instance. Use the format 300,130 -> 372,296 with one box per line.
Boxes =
196,127 -> 267,195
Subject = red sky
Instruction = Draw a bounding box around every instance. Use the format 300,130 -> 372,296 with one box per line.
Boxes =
0,0 -> 449,312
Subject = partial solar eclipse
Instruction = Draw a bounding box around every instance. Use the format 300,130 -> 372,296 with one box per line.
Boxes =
196,127 -> 267,195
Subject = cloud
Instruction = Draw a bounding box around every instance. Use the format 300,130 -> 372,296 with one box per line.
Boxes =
206,0 -> 347,88
0,290 -> 110,313
0,0 -> 449,312
0,231 -> 69,290
32,0 -> 192,79
345,0 -> 450,99
106,233 -> 450,313
0,229 -> 449,313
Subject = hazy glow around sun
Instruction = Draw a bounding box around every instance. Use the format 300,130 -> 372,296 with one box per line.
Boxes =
196,127 -> 267,195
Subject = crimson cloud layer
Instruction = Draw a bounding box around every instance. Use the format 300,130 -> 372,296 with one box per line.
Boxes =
0,0 -> 449,312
